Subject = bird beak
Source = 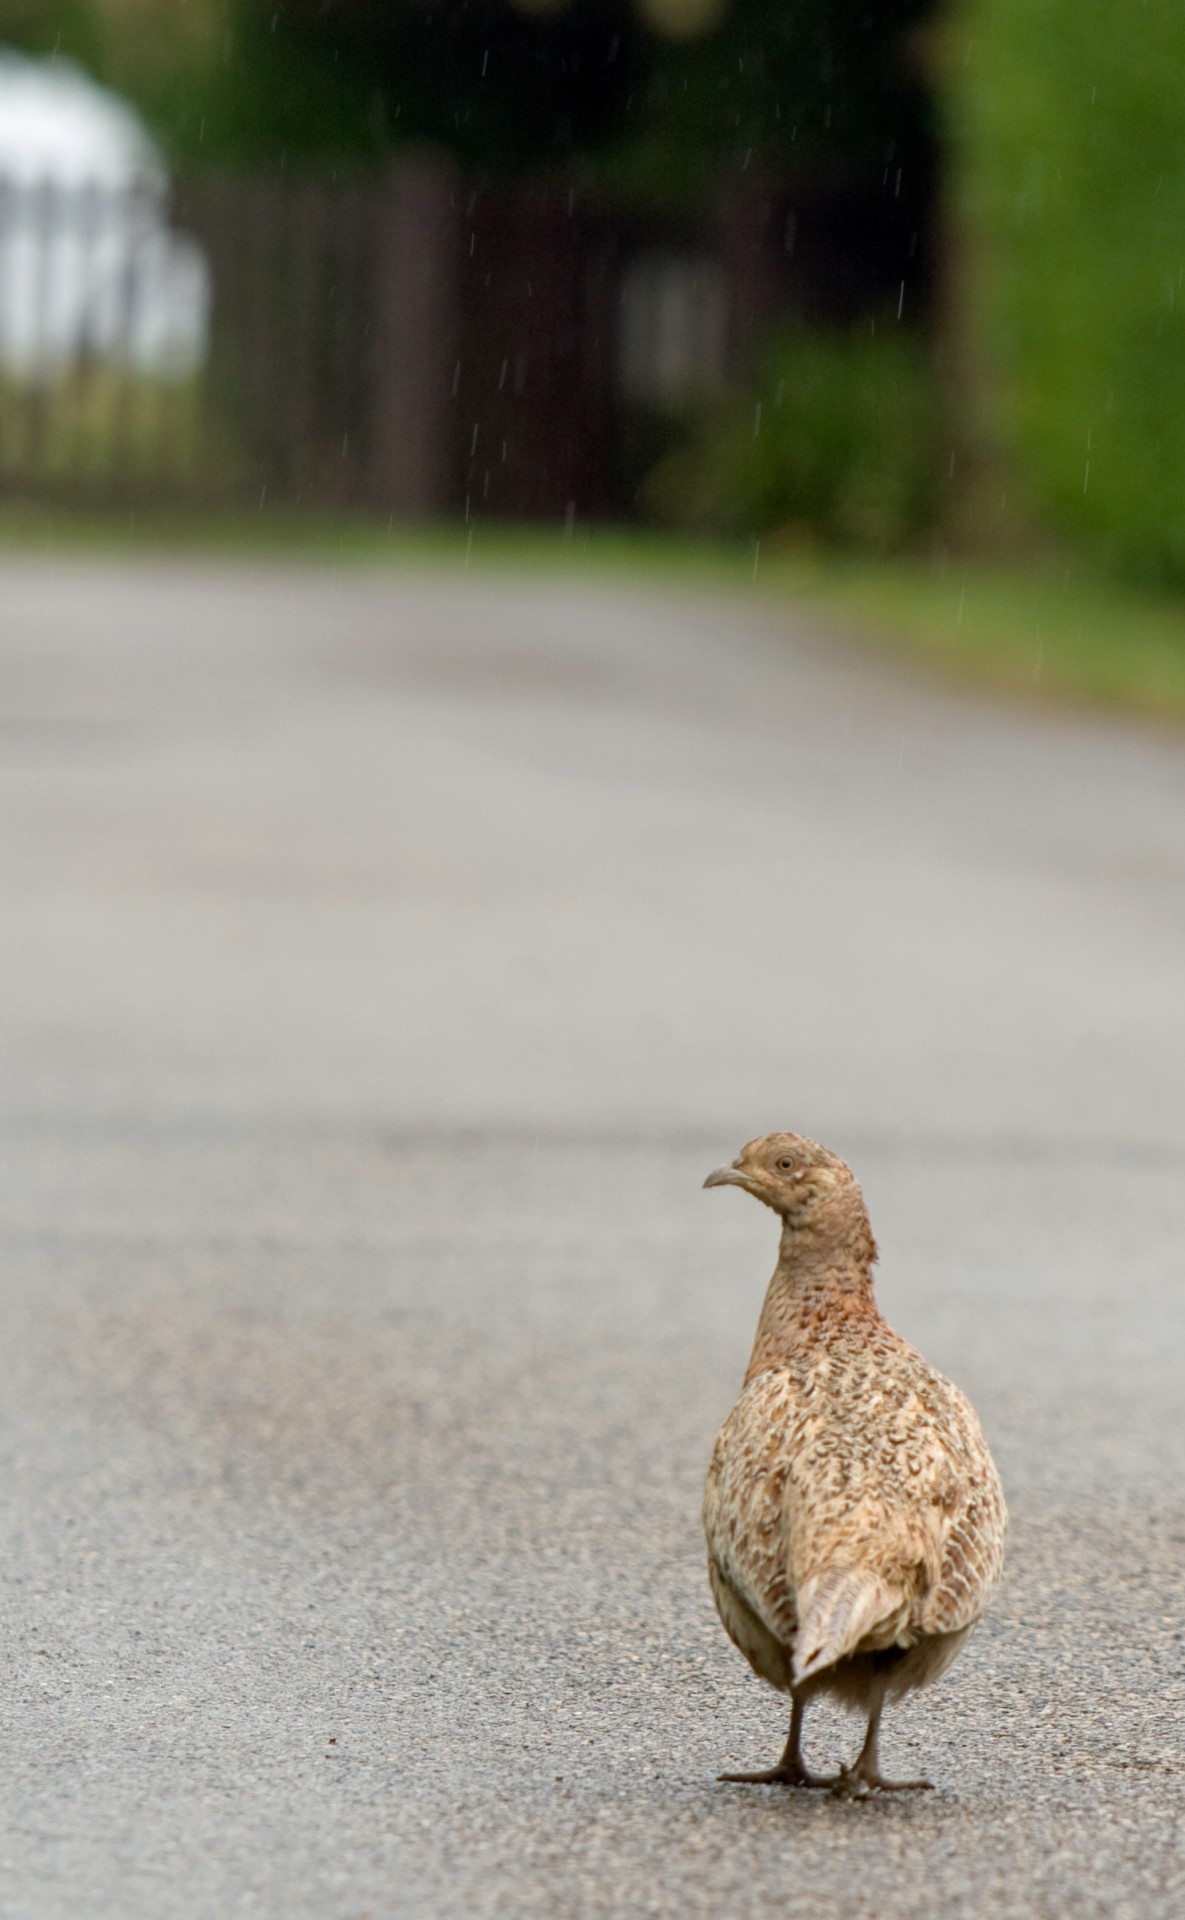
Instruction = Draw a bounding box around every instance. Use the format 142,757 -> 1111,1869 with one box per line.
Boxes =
703,1164 -> 747,1190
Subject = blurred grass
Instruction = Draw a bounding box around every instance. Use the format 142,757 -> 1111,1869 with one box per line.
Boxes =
2,503 -> 1185,724
0,370 -> 235,487
781,553 -> 1185,722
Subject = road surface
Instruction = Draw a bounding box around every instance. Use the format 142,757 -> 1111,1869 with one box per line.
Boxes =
1,558 -> 1183,1917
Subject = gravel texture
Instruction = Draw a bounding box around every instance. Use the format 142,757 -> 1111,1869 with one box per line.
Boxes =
0,559 -> 1183,1918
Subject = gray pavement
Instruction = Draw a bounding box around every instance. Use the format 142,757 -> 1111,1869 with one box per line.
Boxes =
0,557 -> 1183,1918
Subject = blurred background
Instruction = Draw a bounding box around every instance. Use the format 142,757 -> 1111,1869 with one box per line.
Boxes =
1,0 -> 1184,617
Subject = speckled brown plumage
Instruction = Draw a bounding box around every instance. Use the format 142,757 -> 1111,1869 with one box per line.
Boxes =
702,1133 -> 1006,1794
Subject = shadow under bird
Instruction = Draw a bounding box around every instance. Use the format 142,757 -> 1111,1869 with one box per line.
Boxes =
702,1133 -> 1006,1795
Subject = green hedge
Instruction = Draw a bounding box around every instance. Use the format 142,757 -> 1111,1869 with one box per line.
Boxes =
954,0 -> 1185,581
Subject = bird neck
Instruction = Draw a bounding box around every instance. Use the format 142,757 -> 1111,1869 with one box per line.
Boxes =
744,1216 -> 879,1381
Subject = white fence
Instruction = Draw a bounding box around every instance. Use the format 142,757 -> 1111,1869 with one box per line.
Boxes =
0,177 -> 208,379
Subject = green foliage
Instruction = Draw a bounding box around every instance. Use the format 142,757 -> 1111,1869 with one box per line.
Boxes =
643,326 -> 938,551
602,0 -> 932,206
953,0 -> 1185,581
0,0 -> 104,67
176,0 -> 650,169
147,0 -> 930,188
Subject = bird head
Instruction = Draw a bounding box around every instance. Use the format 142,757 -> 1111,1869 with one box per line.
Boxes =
703,1132 -> 862,1231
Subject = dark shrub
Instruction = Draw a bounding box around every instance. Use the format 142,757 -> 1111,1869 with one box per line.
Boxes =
643,327 -> 939,552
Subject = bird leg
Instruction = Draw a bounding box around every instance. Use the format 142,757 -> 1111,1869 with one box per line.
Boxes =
718,1695 -> 838,1788
834,1702 -> 933,1796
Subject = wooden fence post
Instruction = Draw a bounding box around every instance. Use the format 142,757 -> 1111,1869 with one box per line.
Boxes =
714,176 -> 781,381
366,150 -> 459,517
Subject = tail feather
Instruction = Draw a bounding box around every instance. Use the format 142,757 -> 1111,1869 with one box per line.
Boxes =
792,1567 -> 903,1685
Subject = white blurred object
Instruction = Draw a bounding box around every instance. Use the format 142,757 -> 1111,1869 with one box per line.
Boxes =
617,251 -> 729,404
0,47 -> 208,378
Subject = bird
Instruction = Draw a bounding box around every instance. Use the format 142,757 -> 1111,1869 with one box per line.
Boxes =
701,1132 -> 1006,1795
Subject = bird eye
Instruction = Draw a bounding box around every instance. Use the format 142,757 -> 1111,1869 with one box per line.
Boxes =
776,1156 -> 795,1172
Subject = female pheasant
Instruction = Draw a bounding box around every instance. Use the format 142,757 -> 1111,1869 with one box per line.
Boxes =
702,1132 -> 1006,1794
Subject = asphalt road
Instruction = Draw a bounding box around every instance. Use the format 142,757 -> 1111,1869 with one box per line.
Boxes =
1,558 -> 1183,1919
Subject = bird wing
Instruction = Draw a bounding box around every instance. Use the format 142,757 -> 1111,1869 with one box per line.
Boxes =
783,1355 -> 1006,1645
703,1372 -> 803,1653
913,1383 -> 1008,1636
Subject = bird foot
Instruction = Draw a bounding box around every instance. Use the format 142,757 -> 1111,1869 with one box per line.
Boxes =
833,1764 -> 933,1799
718,1764 -> 838,1790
